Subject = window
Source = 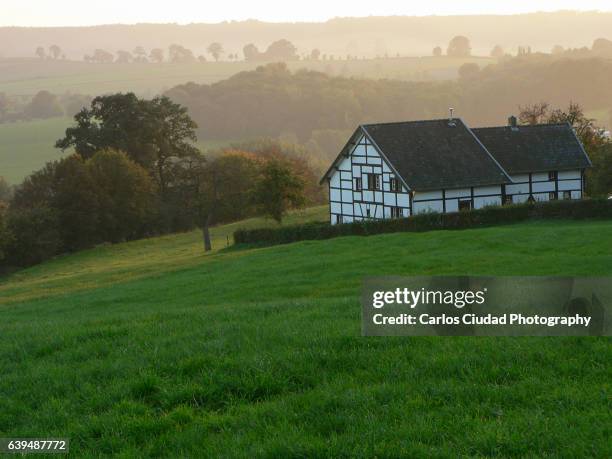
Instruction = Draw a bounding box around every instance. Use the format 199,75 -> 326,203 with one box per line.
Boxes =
549,192 -> 557,200
548,171 -> 557,181
458,199 -> 472,212
563,191 -> 571,200
503,195 -> 513,205
391,207 -> 402,218
336,214 -> 343,224
355,177 -> 362,191
366,208 -> 371,218
367,173 -> 381,191
390,177 -> 400,192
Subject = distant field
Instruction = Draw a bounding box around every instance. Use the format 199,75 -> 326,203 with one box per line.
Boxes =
0,213 -> 610,456
0,117 -> 235,185
0,56 -> 494,97
0,117 -> 72,184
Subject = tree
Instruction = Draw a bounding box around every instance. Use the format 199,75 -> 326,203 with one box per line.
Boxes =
243,43 -> 260,61
592,38 -> 612,57
310,48 -> 321,60
586,143 -> 612,197
35,46 -> 46,59
432,46 -> 442,57
133,46 -> 148,63
518,101 -> 550,125
264,39 -> 298,61
551,45 -> 565,55
207,42 -> 224,62
490,45 -> 504,58
56,93 -> 199,193
168,44 -> 196,64
49,45 -> 62,60
447,36 -> 471,57
87,149 -> 156,242
24,91 -> 64,119
150,48 -> 164,63
116,50 -> 133,64
0,177 -> 11,203
254,159 -> 305,223
92,49 -> 114,63
4,206 -> 61,267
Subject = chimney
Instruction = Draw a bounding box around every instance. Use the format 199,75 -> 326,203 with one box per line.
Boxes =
508,115 -> 518,128
448,107 -> 456,127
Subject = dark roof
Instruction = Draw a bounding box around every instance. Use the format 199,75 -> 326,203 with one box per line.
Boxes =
361,118 -> 511,191
472,123 -> 591,174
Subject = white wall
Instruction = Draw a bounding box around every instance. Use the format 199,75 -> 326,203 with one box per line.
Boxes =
328,134 -> 412,224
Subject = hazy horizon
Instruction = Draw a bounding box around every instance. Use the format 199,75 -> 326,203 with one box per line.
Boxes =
4,1 -> 612,27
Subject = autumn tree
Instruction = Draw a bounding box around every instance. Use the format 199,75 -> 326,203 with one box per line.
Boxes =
432,46 -> 442,57
254,158 -> 305,223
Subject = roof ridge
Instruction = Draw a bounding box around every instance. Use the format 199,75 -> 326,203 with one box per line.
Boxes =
473,122 -> 570,130
361,118 -> 464,128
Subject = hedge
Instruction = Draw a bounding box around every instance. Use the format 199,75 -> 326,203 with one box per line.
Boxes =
234,199 -> 612,246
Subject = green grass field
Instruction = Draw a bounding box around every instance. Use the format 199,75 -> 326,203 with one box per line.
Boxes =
1,208 -> 611,457
0,117 -> 72,184
0,56 -> 494,97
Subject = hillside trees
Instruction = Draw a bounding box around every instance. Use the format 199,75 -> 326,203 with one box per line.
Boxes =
56,93 -> 199,193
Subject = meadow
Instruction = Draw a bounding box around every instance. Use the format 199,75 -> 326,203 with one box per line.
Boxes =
0,117 -> 234,185
1,207 -> 610,457
0,56 -> 494,97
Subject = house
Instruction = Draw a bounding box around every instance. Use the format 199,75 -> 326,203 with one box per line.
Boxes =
320,115 -> 591,224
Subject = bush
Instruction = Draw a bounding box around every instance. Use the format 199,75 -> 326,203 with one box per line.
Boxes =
234,199 -> 612,246
5,206 -> 62,267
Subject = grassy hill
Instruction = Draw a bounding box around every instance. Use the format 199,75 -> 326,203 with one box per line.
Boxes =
1,209 -> 611,456
0,56 -> 493,97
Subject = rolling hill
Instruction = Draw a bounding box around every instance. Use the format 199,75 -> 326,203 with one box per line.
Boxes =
1,207 -> 610,456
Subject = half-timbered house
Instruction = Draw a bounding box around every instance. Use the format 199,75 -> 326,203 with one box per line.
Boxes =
321,116 -> 591,224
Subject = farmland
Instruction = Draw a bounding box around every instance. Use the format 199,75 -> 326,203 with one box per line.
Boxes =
1,212 -> 610,456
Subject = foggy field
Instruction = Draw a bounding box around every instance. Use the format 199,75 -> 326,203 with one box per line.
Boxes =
0,117 -> 72,184
1,213 -> 611,456
0,116 -> 236,185
0,56 -> 493,97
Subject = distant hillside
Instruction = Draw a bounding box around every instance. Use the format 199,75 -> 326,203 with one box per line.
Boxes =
1,12 -> 612,59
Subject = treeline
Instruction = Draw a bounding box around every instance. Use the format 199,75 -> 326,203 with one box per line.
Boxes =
0,91 -> 91,123
0,93 -> 323,271
165,56 -> 612,144
75,39 -> 308,64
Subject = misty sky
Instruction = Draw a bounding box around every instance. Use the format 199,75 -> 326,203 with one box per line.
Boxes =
3,0 -> 612,26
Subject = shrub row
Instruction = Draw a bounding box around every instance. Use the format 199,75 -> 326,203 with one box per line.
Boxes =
234,199 -> 612,246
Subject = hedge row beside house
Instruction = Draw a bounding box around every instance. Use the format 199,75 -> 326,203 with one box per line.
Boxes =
234,199 -> 612,246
